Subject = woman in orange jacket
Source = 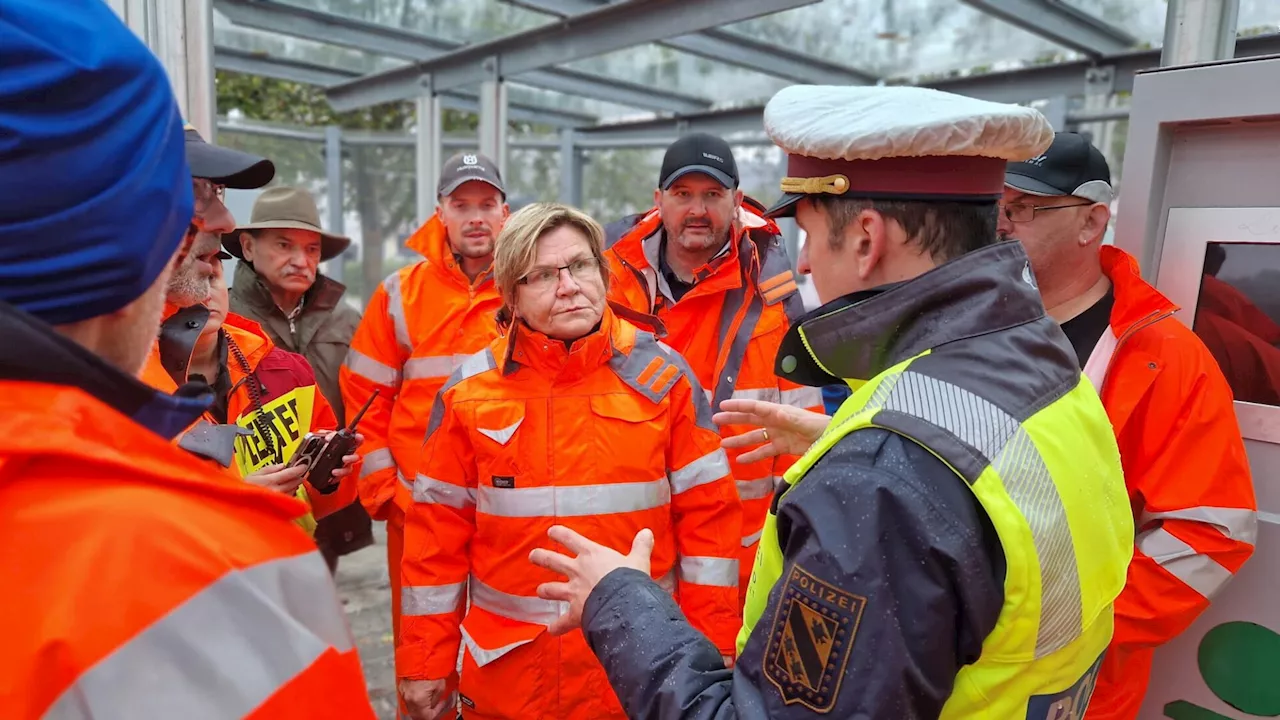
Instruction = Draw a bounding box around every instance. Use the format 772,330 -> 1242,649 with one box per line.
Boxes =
397,203 -> 743,720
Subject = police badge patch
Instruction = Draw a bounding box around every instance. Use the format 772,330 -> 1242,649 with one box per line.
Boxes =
763,565 -> 865,712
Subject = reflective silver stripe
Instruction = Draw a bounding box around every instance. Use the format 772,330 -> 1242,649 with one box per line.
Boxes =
781,386 -> 823,410
402,582 -> 466,616
343,348 -> 401,388
1137,526 -> 1235,599
398,471 -> 412,491
868,370 -> 1082,658
404,354 -> 464,381
678,556 -> 739,587
460,626 -> 534,668
470,575 -> 566,626
477,479 -> 670,517
360,447 -> 397,480
413,474 -> 477,509
1140,506 -> 1258,546
668,449 -> 731,495
742,528 -> 764,547
736,475 -> 777,501
731,387 -> 781,403
383,272 -> 413,354
44,552 -> 352,720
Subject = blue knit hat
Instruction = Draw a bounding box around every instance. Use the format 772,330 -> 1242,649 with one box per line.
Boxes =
0,0 -> 194,325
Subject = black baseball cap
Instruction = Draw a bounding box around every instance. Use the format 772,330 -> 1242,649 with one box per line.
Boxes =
660,133 -> 739,190
184,124 -> 275,189
438,152 -> 506,198
1005,131 -> 1113,204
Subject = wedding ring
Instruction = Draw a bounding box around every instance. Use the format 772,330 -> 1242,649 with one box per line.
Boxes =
762,429 -> 770,443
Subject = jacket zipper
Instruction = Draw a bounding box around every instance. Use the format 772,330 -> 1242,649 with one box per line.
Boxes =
1098,309 -> 1173,397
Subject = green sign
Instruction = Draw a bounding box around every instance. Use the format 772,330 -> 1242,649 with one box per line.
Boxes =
1164,621 -> 1280,719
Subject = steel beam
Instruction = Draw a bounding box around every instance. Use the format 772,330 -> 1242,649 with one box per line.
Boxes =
1161,0 -> 1239,66
212,47 -> 595,128
959,0 -> 1137,57
416,94 -> 443,223
323,125 -> 345,282
574,33 -> 1280,143
324,0 -> 820,111
504,0 -> 876,85
215,0 -> 708,113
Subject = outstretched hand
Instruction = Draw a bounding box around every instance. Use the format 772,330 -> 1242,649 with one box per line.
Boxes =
713,398 -> 830,464
530,526 -> 654,636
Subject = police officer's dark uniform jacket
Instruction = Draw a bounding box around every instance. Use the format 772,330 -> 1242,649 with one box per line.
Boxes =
576,84 -> 1135,719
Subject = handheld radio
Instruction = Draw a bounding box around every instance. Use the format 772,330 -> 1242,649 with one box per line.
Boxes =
291,388 -> 379,494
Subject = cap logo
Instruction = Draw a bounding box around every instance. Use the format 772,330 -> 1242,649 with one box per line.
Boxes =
702,152 -> 725,163
1026,154 -> 1047,166
462,154 -> 478,166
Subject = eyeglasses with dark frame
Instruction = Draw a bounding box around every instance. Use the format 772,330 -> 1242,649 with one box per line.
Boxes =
518,257 -> 600,290
999,201 -> 1092,224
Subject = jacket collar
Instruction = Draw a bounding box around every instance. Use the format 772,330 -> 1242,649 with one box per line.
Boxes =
156,305 -> 271,388
1099,245 -> 1177,333
500,304 -> 621,382
406,212 -> 495,289
612,205 -> 782,302
778,240 -> 1048,387
0,300 -> 211,440
230,260 -> 348,317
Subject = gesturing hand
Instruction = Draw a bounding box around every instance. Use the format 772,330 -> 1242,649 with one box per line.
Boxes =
400,677 -> 455,720
713,398 -> 831,464
246,463 -> 307,494
529,526 -> 654,636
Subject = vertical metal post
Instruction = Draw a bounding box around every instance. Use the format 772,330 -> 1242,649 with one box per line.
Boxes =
478,57 -> 509,178
559,128 -> 582,207
1161,0 -> 1239,67
1041,96 -> 1070,132
416,85 -> 443,224
323,125 -> 345,283
1079,66 -> 1116,163
107,0 -> 215,139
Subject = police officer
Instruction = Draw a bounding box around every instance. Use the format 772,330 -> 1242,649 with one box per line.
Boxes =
528,85 -> 1136,718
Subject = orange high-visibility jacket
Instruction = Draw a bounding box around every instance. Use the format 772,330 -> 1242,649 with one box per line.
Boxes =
398,307 -> 742,719
1082,247 -> 1257,720
140,307 -> 357,522
604,202 -> 821,600
339,213 -> 502,523
0,307 -> 373,720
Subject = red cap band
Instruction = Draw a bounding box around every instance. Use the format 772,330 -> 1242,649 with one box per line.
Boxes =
785,154 -> 1007,198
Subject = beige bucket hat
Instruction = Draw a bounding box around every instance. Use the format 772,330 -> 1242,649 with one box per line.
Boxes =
223,185 -> 351,262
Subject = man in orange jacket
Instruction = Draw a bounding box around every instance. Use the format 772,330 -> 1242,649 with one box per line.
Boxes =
137,126 -> 360,523
1000,132 -> 1258,719
603,134 -> 822,606
340,153 -> 509,646
140,256 -> 362,524
0,1 -> 373,716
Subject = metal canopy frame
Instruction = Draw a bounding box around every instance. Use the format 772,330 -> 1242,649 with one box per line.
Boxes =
957,0 -> 1137,57
323,0 -> 821,111
212,47 -> 595,127
214,0 -> 709,114
503,0 -> 877,85
573,31 -> 1280,144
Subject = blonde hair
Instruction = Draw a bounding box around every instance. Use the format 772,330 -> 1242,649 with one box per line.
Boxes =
493,202 -> 610,327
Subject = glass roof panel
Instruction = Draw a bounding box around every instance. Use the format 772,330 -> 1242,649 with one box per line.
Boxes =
1060,0 -> 1166,47
213,7 -> 406,74
722,0 -> 1097,81
1237,0 -> 1280,34
562,43 -> 792,108
277,0 -> 553,41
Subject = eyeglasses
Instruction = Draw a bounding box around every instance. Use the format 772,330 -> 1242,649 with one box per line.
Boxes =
192,178 -> 226,216
999,201 -> 1092,224
519,257 -> 600,290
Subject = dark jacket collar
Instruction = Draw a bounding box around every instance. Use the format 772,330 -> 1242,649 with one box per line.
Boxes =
0,300 -> 211,440
230,260 -> 347,317
778,241 -> 1048,387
